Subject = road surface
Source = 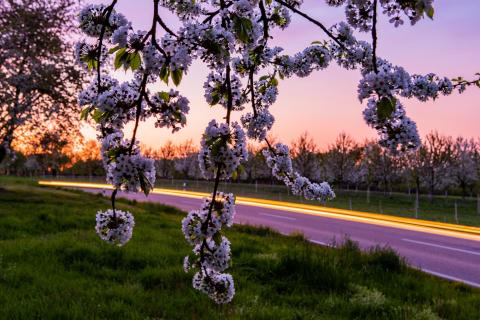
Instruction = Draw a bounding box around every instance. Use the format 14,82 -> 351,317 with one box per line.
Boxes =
61,184 -> 480,288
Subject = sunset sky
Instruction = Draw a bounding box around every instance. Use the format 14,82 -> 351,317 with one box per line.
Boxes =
83,0 -> 480,150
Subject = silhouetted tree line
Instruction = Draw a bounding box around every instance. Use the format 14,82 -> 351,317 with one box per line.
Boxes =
5,131 -> 480,198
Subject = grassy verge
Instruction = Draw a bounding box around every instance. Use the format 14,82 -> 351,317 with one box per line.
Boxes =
0,177 -> 479,319
43,176 -> 480,227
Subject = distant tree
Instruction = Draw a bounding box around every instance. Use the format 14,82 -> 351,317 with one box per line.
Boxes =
156,140 -> 176,178
0,0 -> 83,162
376,148 -> 402,195
290,132 -> 320,180
324,132 -> 360,187
241,144 -> 267,182
174,139 -> 198,179
357,142 -> 382,200
66,139 -> 102,177
30,131 -> 71,175
474,140 -> 480,215
452,137 -> 478,198
419,132 -> 455,200
402,147 -> 422,194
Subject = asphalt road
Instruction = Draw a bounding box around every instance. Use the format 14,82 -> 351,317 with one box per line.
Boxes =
80,187 -> 480,288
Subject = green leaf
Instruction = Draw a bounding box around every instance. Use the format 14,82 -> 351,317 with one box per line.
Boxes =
376,96 -> 396,121
158,91 -> 170,102
270,8 -> 288,27
209,137 -> 226,157
210,91 -> 220,106
80,107 -> 91,121
171,68 -> 183,86
160,65 -> 170,84
114,48 -> 127,70
130,52 -> 142,70
109,45 -> 122,54
92,109 -> 105,123
80,54 -> 98,71
426,6 -> 434,19
213,232 -> 222,245
233,15 -> 253,44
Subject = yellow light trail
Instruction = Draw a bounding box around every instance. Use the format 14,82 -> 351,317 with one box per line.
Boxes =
38,180 -> 480,242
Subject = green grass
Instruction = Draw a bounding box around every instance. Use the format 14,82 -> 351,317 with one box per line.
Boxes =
50,176 -> 480,227
0,177 -> 479,319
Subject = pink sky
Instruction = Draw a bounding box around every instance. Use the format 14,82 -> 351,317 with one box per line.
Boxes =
83,0 -> 480,150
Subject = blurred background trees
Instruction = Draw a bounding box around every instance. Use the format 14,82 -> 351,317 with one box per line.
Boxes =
0,0 -> 84,163
5,130 -> 479,201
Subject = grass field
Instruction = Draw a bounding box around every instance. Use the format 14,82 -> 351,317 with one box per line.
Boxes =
0,177 -> 479,319
49,176 -> 480,227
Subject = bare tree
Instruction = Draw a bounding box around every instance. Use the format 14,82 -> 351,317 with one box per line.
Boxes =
290,132 -> 319,180
324,132 -> 360,188
419,132 -> 455,200
452,137 -> 478,199
156,140 -> 176,178
174,139 -> 198,179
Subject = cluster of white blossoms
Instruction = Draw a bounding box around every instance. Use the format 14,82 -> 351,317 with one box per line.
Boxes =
363,98 -> 421,151
204,72 -> 244,110
358,61 -> 454,102
275,45 -> 332,78
198,120 -> 248,179
263,144 -> 336,203
192,269 -> 235,304
326,0 -> 434,30
241,109 -> 275,141
101,131 -> 156,193
74,40 -> 108,71
95,209 -> 135,246
147,90 -> 190,132
75,0 -> 478,304
182,192 -> 236,303
327,22 -> 374,70
78,4 -> 127,37
355,59 -> 457,151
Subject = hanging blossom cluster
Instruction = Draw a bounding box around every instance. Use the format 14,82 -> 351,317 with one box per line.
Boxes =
100,131 -> 156,192
362,98 -> 420,151
355,60 -> 454,151
263,143 -> 336,203
74,0 -> 479,304
75,3 -> 193,248
95,209 -> 135,246
182,192 -> 235,303
198,120 -> 248,180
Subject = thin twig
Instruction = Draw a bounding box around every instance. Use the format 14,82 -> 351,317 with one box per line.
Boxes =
274,0 -> 346,50
371,0 -> 379,73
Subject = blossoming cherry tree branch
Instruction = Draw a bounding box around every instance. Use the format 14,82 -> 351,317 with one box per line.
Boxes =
75,0 -> 478,304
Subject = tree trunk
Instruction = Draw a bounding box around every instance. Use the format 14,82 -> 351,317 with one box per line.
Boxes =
366,185 -> 370,204
477,193 -> 480,216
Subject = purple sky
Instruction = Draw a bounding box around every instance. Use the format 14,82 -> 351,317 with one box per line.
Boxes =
83,0 -> 480,149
